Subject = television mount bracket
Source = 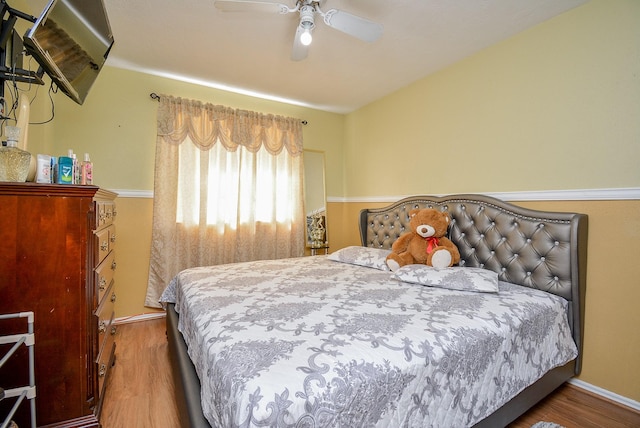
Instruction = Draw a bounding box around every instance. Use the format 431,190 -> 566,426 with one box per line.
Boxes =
0,0 -> 45,99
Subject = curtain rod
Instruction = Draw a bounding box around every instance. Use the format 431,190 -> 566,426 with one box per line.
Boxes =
149,92 -> 308,125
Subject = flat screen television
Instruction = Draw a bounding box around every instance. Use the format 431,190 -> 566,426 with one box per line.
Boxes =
22,0 -> 114,105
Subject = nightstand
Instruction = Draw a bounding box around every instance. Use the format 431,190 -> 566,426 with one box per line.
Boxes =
308,244 -> 330,255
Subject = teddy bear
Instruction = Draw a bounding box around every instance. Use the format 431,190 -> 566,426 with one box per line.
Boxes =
386,208 -> 461,271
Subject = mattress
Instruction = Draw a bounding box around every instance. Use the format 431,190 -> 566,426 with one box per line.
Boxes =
160,255 -> 578,428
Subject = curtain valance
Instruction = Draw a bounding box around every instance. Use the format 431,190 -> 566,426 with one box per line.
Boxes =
157,95 -> 303,156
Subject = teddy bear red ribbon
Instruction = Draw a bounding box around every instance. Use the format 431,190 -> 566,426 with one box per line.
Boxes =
424,236 -> 439,254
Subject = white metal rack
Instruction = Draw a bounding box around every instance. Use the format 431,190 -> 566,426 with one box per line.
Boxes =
0,312 -> 36,428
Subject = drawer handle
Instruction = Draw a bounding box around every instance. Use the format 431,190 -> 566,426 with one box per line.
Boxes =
110,234 -> 116,243
113,210 -> 117,218
111,325 -> 117,335
99,364 -> 106,377
101,241 -> 108,251
111,293 -> 116,303
98,321 -> 106,333
111,260 -> 117,270
99,277 -> 107,290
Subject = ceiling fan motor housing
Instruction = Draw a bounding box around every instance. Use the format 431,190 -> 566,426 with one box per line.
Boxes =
299,4 -> 315,30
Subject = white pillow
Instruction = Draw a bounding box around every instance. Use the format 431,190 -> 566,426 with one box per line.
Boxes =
392,265 -> 499,293
328,246 -> 391,271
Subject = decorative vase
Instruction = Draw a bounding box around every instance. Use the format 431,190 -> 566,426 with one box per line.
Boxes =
0,126 -> 32,182
310,214 -> 326,248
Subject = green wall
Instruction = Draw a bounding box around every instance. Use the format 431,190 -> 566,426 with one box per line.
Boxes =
44,67 -> 346,195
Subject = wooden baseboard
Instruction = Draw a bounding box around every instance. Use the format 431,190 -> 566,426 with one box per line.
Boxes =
569,379 -> 640,412
114,312 -> 165,325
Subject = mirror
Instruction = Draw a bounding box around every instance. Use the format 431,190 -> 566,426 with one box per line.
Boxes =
303,150 -> 328,252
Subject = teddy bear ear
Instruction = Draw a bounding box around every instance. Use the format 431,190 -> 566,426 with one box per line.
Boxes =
443,212 -> 451,223
409,208 -> 420,217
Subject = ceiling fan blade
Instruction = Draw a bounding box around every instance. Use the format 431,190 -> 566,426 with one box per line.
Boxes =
214,0 -> 292,14
291,25 -> 309,61
323,9 -> 383,42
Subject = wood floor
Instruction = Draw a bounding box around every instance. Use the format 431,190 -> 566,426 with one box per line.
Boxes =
101,318 -> 640,428
101,318 -> 180,427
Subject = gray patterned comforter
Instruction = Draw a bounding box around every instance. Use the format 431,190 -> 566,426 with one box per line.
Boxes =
160,256 -> 577,428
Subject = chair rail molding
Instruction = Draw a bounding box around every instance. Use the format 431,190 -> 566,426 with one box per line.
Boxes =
114,187 -> 639,201
327,187 -> 640,203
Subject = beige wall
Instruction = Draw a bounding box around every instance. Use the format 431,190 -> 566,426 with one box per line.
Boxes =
8,0 -> 638,406
111,198 -> 154,319
344,0 -> 639,196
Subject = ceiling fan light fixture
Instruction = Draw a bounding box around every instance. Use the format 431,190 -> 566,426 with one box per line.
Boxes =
215,0 -> 383,61
300,27 -> 312,45
298,4 -> 315,46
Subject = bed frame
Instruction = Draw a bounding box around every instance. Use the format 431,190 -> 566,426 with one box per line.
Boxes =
166,194 -> 588,428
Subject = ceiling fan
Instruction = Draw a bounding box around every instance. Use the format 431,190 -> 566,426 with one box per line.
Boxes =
213,0 -> 383,61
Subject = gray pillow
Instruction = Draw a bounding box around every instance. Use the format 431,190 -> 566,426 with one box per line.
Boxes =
392,265 -> 499,293
328,246 -> 391,271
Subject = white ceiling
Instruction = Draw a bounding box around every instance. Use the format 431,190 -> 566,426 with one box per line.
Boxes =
101,0 -> 588,114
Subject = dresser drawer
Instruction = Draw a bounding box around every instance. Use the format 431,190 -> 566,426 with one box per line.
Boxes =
96,201 -> 116,229
96,283 -> 116,350
95,281 -> 116,398
95,251 -> 116,305
96,330 -> 116,399
109,224 -> 117,252
97,311 -> 115,358
94,225 -> 115,266
105,202 -> 114,225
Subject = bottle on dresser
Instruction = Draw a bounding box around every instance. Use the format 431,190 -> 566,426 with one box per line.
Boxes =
81,153 -> 93,185
70,150 -> 80,184
57,156 -> 73,184
41,150 -> 94,185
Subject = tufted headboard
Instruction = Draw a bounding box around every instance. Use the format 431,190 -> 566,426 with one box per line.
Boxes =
359,194 -> 588,373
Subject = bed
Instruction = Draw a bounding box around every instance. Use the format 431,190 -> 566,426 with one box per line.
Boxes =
162,194 -> 588,428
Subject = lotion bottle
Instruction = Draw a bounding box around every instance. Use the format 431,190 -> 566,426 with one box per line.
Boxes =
67,149 -> 76,184
81,153 -> 93,185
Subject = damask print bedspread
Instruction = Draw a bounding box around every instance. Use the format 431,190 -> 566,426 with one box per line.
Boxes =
160,256 -> 578,428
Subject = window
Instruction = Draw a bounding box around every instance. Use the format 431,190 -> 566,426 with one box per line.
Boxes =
145,95 -> 305,308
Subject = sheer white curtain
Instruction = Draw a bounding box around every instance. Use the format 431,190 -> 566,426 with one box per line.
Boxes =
145,95 -> 305,307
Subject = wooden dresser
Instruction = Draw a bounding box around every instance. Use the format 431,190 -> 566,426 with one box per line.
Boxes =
0,183 -> 117,427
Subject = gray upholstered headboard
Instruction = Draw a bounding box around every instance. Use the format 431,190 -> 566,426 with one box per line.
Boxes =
359,194 -> 588,374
